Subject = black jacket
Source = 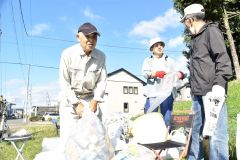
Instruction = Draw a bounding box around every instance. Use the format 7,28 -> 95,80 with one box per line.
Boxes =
189,22 -> 233,95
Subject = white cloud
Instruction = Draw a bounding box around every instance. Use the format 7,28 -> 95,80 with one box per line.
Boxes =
129,8 -> 181,38
83,8 -> 102,20
4,80 -> 60,108
167,36 -> 184,48
29,82 -> 60,106
4,79 -> 24,89
30,23 -> 49,36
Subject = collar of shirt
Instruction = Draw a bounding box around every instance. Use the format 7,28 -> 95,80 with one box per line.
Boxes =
74,44 -> 98,60
151,54 -> 167,61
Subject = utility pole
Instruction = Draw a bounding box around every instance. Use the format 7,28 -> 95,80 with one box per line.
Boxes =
24,64 -> 31,123
46,92 -> 51,106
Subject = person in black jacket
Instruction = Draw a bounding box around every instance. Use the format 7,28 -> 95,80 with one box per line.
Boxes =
181,4 -> 232,160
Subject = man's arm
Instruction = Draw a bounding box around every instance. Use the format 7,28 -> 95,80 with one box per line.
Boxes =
59,52 -> 79,105
209,27 -> 233,88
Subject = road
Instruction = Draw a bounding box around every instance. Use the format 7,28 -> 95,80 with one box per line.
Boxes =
6,118 -> 52,129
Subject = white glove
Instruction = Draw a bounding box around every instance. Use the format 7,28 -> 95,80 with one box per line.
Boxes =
211,85 -> 225,100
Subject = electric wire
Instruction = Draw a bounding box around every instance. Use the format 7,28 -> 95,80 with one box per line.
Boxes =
17,0 -> 182,53
0,61 -> 59,69
10,0 -> 27,87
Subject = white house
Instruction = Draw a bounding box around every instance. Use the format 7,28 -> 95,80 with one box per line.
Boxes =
100,68 -> 146,117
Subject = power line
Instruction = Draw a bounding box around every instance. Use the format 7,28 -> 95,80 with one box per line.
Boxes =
0,61 -> 59,69
18,0 -> 29,37
16,0 -> 183,53
10,0 -> 27,87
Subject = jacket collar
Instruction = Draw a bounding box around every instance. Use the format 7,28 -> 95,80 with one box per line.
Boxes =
191,22 -> 218,37
76,44 -> 97,59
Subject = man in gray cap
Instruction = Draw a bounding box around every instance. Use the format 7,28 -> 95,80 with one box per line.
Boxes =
59,22 -> 107,148
181,4 -> 232,160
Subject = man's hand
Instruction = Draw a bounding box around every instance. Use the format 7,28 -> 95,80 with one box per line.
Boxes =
89,100 -> 98,112
155,71 -> 166,78
73,102 -> 84,117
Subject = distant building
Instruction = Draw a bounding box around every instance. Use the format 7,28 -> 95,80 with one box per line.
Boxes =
32,105 -> 59,116
99,68 -> 146,116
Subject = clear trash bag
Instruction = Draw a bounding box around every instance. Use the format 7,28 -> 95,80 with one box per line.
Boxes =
64,108 -> 115,160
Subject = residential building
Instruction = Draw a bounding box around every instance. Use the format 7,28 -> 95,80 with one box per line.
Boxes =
100,68 -> 146,116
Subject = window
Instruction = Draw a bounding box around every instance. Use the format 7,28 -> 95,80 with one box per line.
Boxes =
123,86 -> 128,94
123,103 -> 129,113
134,87 -> 138,94
129,87 -> 133,94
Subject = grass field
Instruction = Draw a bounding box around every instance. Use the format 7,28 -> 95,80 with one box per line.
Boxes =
0,125 -> 57,160
0,80 -> 239,160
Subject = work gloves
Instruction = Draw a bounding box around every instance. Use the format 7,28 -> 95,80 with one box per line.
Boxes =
177,71 -> 185,80
154,71 -> 166,78
154,71 -> 185,79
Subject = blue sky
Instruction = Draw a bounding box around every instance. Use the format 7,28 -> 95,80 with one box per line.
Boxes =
0,0 -> 188,108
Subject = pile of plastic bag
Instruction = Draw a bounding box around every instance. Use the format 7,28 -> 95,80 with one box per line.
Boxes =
34,108 -> 115,160
102,112 -> 132,151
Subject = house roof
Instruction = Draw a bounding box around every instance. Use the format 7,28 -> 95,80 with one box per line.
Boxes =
108,68 -> 146,85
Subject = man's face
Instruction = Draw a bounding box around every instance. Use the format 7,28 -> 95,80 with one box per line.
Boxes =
184,18 -> 196,35
152,42 -> 164,57
77,32 -> 98,55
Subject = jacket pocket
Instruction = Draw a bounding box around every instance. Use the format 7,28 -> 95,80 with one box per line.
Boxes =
69,67 -> 84,87
83,68 -> 101,89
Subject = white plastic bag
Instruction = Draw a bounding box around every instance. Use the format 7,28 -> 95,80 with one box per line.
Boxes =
202,93 -> 225,137
103,112 -> 131,151
168,127 -> 187,145
34,151 -> 67,160
114,144 -> 156,160
64,108 -> 114,160
147,72 -> 178,113
131,113 -> 168,144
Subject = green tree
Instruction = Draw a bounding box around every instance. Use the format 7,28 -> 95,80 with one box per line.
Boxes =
173,0 -> 240,80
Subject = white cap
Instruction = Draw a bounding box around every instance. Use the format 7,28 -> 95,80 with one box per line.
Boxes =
180,4 -> 205,22
149,37 -> 165,51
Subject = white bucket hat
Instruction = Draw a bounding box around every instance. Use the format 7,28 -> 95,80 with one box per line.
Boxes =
180,4 -> 205,22
149,37 -> 165,51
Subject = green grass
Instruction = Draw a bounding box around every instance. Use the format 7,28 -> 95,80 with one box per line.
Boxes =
174,80 -> 240,159
0,124 -> 57,160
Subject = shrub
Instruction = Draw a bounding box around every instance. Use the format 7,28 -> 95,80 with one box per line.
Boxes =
29,116 -> 42,121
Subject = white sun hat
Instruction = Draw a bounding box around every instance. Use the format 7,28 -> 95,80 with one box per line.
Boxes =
180,4 -> 205,22
149,37 -> 165,51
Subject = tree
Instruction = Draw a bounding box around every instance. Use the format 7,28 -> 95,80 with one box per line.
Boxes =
173,0 -> 240,79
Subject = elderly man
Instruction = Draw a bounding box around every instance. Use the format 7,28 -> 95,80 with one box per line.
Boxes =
181,4 -> 232,160
59,22 -> 107,148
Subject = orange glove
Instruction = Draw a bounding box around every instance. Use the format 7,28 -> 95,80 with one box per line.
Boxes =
177,71 -> 185,80
155,71 -> 166,78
